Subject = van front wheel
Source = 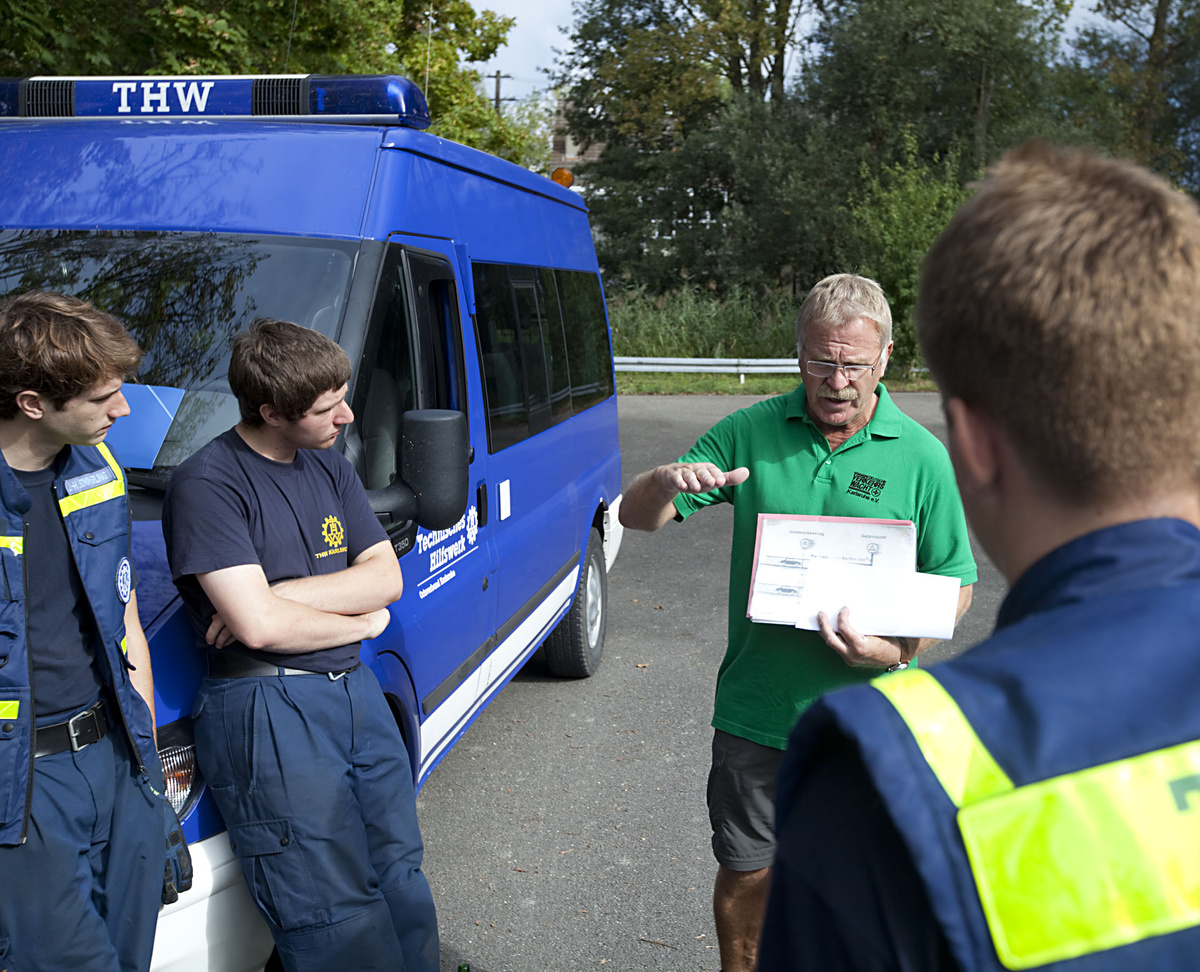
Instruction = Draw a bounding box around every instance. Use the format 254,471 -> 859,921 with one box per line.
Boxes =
545,528 -> 607,678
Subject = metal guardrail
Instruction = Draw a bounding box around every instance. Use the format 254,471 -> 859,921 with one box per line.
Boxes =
614,356 -> 799,381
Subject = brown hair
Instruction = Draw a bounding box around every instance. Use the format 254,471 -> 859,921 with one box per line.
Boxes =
0,291 -> 141,421
229,318 -> 351,426
917,141 -> 1200,503
795,273 -> 893,351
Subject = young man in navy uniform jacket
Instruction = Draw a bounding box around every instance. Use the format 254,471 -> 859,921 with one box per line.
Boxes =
0,291 -> 189,972
759,144 -> 1200,969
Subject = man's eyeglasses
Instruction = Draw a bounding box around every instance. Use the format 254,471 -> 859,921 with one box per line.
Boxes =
802,348 -> 886,381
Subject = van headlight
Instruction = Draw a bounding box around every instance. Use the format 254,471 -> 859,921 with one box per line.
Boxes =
157,717 -> 205,819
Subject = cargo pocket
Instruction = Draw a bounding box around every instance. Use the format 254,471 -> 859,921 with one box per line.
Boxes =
228,817 -> 327,931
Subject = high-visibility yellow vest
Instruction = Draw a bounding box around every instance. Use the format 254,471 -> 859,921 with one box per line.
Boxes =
874,668 -> 1200,970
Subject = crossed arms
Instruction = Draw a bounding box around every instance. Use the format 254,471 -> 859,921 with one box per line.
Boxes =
197,540 -> 402,653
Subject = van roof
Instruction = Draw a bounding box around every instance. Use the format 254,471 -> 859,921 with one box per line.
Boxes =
0,116 -> 587,242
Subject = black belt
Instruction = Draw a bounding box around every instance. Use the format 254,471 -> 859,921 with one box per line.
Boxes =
34,698 -> 110,758
208,652 -> 360,680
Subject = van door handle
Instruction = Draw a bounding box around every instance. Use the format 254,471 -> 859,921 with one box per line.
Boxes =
477,482 -> 488,527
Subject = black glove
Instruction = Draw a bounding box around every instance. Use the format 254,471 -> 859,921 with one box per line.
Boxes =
162,800 -> 193,904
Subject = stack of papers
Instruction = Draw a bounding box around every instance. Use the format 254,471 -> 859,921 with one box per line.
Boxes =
746,514 -> 960,640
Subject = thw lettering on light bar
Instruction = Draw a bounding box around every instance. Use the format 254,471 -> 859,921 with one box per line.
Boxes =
110,80 -> 218,114
0,74 -> 431,129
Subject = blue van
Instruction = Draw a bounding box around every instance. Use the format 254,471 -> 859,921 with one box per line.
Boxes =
0,74 -> 624,971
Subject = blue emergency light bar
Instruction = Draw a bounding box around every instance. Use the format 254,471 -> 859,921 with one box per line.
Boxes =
0,74 -> 431,128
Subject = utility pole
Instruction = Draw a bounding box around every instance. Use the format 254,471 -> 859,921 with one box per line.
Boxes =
487,70 -> 515,114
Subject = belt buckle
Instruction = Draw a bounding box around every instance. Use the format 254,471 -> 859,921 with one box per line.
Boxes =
328,670 -> 347,682
67,703 -> 100,752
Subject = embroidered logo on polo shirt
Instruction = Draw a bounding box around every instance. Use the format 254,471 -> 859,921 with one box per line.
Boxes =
847,471 -> 886,503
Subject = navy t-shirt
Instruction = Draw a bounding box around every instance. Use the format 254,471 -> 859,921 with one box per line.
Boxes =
163,428 -> 387,673
15,456 -> 105,722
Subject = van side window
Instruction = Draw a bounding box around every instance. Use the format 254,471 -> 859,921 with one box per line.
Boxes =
407,251 -> 466,414
473,263 -> 613,453
357,244 -> 464,490
555,269 -> 614,414
473,263 -> 529,451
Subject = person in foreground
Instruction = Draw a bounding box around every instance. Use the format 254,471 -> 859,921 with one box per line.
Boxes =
0,291 -> 189,972
163,318 -> 438,972
619,273 -> 975,972
758,141 -> 1200,970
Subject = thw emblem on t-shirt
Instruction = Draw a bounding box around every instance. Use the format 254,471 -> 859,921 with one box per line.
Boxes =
847,471 -> 886,503
316,515 -> 348,559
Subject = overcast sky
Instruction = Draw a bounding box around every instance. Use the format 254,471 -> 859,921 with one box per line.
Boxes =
472,0 -> 577,102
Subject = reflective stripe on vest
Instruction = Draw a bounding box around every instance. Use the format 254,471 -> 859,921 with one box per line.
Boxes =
0,701 -> 17,719
57,443 -> 124,517
0,535 -> 21,555
874,668 -> 1200,970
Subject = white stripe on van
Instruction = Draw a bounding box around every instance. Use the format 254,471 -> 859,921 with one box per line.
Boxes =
417,566 -> 579,780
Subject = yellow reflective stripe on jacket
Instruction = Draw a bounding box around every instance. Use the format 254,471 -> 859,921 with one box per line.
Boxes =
120,635 -> 127,656
57,443 -> 125,517
875,669 -> 1200,970
872,668 -> 1014,805
960,739 -> 1200,969
0,535 -> 22,556
0,701 -> 18,719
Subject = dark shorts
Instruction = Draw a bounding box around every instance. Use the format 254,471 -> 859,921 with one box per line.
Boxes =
706,728 -> 785,871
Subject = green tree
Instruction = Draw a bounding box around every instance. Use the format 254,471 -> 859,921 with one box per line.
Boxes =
845,130 -> 972,367
553,0 -> 807,149
802,0 -> 1071,178
1066,0 -> 1200,187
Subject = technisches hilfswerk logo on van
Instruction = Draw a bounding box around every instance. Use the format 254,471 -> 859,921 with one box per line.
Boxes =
416,505 -> 479,600
316,514 -> 348,559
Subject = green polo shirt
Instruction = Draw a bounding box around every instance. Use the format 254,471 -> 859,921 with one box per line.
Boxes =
674,383 -> 977,749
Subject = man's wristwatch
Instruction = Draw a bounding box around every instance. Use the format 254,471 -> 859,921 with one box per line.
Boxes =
885,660 -> 909,673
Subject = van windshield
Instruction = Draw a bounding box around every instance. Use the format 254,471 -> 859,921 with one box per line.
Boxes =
0,229 -> 359,477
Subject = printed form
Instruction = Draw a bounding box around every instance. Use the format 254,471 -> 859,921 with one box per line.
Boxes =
746,514 -> 960,639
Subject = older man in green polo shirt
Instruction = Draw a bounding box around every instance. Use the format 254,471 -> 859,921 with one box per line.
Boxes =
619,272 -> 976,972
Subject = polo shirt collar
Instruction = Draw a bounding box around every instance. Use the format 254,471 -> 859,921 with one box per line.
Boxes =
787,381 -> 903,439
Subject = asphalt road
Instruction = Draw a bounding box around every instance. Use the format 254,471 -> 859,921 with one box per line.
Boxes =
417,393 -> 1008,972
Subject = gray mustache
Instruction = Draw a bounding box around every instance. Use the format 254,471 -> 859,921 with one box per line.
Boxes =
815,386 -> 859,402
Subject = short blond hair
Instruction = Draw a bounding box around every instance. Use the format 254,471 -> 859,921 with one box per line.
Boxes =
795,273 -> 893,350
917,141 -> 1200,502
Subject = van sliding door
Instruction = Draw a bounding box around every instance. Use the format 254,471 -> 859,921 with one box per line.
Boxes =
472,262 -> 581,679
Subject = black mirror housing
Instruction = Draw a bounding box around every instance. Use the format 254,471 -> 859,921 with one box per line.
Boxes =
366,409 -> 469,531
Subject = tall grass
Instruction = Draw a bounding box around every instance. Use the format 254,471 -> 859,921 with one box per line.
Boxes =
608,287 -> 800,359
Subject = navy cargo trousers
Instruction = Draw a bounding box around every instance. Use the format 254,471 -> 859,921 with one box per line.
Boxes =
0,720 -> 162,972
193,663 -> 439,972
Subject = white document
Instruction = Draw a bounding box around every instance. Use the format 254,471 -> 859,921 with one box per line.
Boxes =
793,561 -> 962,640
747,514 -> 917,625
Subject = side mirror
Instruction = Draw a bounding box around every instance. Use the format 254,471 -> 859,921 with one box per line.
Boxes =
367,409 -> 469,530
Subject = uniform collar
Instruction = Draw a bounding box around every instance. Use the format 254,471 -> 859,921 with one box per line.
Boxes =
998,518 -> 1200,630
0,444 -> 33,516
786,381 -> 903,440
